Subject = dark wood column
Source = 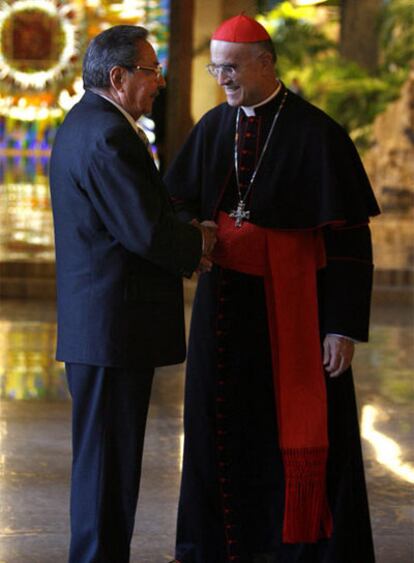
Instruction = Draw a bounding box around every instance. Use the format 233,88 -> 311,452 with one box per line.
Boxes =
340,0 -> 382,72
165,0 -> 195,166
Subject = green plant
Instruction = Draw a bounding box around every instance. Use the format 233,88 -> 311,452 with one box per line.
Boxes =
257,0 -> 413,149
379,0 -> 414,72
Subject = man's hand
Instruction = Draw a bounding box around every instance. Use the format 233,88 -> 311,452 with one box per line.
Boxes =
323,335 -> 355,378
197,256 -> 213,273
191,219 -> 218,256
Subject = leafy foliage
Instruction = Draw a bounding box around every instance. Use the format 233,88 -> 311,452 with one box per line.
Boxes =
258,0 -> 414,149
272,17 -> 335,67
379,0 -> 414,71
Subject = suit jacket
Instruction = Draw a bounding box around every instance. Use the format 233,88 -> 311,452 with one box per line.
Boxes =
49,90 -> 201,367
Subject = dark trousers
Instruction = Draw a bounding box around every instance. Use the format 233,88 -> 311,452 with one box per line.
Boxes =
66,363 -> 154,563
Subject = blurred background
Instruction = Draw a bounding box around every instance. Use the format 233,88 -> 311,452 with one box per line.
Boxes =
0,1 -> 412,561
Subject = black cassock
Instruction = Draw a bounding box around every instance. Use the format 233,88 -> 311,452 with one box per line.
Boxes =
165,86 -> 380,563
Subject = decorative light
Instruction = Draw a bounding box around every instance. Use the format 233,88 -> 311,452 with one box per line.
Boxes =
109,0 -> 146,20
0,0 -> 80,90
58,77 -> 84,112
293,0 -> 328,5
0,97 -> 63,120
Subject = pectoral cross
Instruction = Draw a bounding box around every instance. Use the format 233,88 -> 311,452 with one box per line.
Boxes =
230,201 -> 250,227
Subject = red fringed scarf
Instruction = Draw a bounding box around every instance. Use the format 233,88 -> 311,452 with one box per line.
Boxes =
212,211 -> 333,543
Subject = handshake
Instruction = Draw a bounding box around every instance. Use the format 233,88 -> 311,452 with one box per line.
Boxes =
191,219 -> 218,273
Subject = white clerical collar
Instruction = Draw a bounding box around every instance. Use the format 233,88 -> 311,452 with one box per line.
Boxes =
94,91 -> 140,134
241,82 -> 282,117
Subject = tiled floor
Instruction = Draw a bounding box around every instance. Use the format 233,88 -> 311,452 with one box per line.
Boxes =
0,297 -> 413,562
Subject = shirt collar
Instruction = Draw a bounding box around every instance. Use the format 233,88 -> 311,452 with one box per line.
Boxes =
241,81 -> 281,117
94,91 -> 140,134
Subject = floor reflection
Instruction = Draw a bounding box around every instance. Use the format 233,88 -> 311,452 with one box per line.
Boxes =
352,304 -> 414,563
0,300 -> 66,400
0,298 -> 412,562
361,404 -> 414,483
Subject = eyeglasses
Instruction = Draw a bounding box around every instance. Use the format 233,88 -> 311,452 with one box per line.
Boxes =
128,64 -> 163,79
206,63 -> 239,79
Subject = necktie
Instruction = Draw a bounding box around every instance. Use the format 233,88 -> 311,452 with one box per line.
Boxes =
136,126 -> 154,159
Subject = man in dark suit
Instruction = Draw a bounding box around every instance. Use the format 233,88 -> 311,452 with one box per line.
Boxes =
49,25 -> 215,563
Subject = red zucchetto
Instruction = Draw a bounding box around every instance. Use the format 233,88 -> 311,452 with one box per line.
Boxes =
212,13 -> 271,43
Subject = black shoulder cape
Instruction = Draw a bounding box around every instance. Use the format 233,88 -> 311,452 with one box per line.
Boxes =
165,86 -> 380,229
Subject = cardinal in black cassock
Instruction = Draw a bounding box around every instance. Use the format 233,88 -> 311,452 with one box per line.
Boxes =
165,14 -> 379,563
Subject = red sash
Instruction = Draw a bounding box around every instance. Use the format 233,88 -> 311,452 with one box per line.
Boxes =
212,211 -> 333,543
